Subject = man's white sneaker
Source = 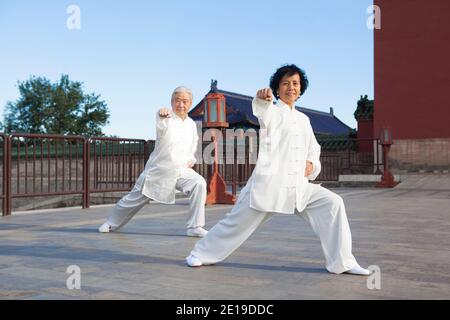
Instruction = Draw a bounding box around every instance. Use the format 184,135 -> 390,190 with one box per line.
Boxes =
186,227 -> 208,237
186,255 -> 203,267
98,222 -> 112,233
344,264 -> 371,276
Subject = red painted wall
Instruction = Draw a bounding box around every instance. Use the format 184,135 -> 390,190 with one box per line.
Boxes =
357,119 -> 374,152
374,0 -> 450,139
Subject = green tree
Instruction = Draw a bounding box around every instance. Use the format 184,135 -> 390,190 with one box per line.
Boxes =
1,75 -> 110,136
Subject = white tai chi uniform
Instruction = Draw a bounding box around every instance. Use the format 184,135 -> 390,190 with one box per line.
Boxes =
105,110 -> 207,231
189,98 -> 359,274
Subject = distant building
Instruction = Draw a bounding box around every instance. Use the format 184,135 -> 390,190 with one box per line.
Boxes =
374,0 -> 450,172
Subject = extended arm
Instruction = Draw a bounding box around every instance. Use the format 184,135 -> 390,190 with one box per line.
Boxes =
155,108 -> 171,139
252,88 -> 275,128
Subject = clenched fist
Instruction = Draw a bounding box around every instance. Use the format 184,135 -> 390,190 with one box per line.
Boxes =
304,161 -> 314,177
159,108 -> 171,118
256,88 -> 273,102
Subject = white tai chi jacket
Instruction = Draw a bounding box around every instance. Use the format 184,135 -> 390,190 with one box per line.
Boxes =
141,110 -> 199,203
249,97 -> 322,214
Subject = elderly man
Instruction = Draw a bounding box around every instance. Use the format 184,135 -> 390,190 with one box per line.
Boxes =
98,86 -> 208,237
186,65 -> 371,275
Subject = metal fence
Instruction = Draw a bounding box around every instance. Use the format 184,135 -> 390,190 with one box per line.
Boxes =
6,133 -> 88,215
0,133 -> 382,216
318,138 -> 384,180
0,134 -> 153,216
194,137 -> 383,185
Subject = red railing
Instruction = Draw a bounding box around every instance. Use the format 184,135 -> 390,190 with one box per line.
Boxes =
1,134 -> 7,215
318,138 -> 384,180
1,134 -> 154,216
89,137 -> 150,192
6,133 -> 88,214
0,133 -> 384,216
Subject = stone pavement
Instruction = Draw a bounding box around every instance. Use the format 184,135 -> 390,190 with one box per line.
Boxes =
1,186 -> 449,300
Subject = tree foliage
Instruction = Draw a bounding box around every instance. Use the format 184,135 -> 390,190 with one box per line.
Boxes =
1,75 -> 110,136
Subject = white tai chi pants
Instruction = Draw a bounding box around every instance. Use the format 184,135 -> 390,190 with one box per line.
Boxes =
105,169 -> 207,231
190,181 -> 358,274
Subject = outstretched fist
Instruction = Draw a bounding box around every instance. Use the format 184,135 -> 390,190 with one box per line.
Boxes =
304,161 -> 314,177
159,108 -> 171,118
256,88 -> 273,102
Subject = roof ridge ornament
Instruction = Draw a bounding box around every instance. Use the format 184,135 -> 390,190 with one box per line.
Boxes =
210,79 -> 218,92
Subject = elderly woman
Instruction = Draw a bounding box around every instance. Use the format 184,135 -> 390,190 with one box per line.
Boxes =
186,65 -> 370,275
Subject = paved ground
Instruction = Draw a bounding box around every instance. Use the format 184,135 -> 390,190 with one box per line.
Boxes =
1,185 -> 450,300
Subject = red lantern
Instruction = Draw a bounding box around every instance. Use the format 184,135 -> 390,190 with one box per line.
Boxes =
204,92 -> 229,128
380,127 -> 392,145
202,85 -> 235,205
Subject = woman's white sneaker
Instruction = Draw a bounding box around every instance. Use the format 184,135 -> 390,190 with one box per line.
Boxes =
186,255 -> 203,267
98,222 -> 112,233
186,227 -> 208,237
344,264 -> 371,276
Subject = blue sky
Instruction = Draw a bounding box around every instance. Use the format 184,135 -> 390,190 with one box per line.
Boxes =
0,0 -> 374,139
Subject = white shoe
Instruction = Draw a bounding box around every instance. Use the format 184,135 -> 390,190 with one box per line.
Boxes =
344,264 -> 371,276
186,227 -> 208,237
186,255 -> 203,267
98,222 -> 112,233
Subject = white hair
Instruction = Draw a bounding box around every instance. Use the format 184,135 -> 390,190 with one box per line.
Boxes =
171,86 -> 193,102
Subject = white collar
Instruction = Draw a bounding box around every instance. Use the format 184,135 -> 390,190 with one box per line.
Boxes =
277,99 -> 296,111
171,110 -> 189,122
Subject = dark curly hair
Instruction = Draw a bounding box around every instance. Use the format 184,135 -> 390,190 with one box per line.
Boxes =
269,64 -> 308,100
